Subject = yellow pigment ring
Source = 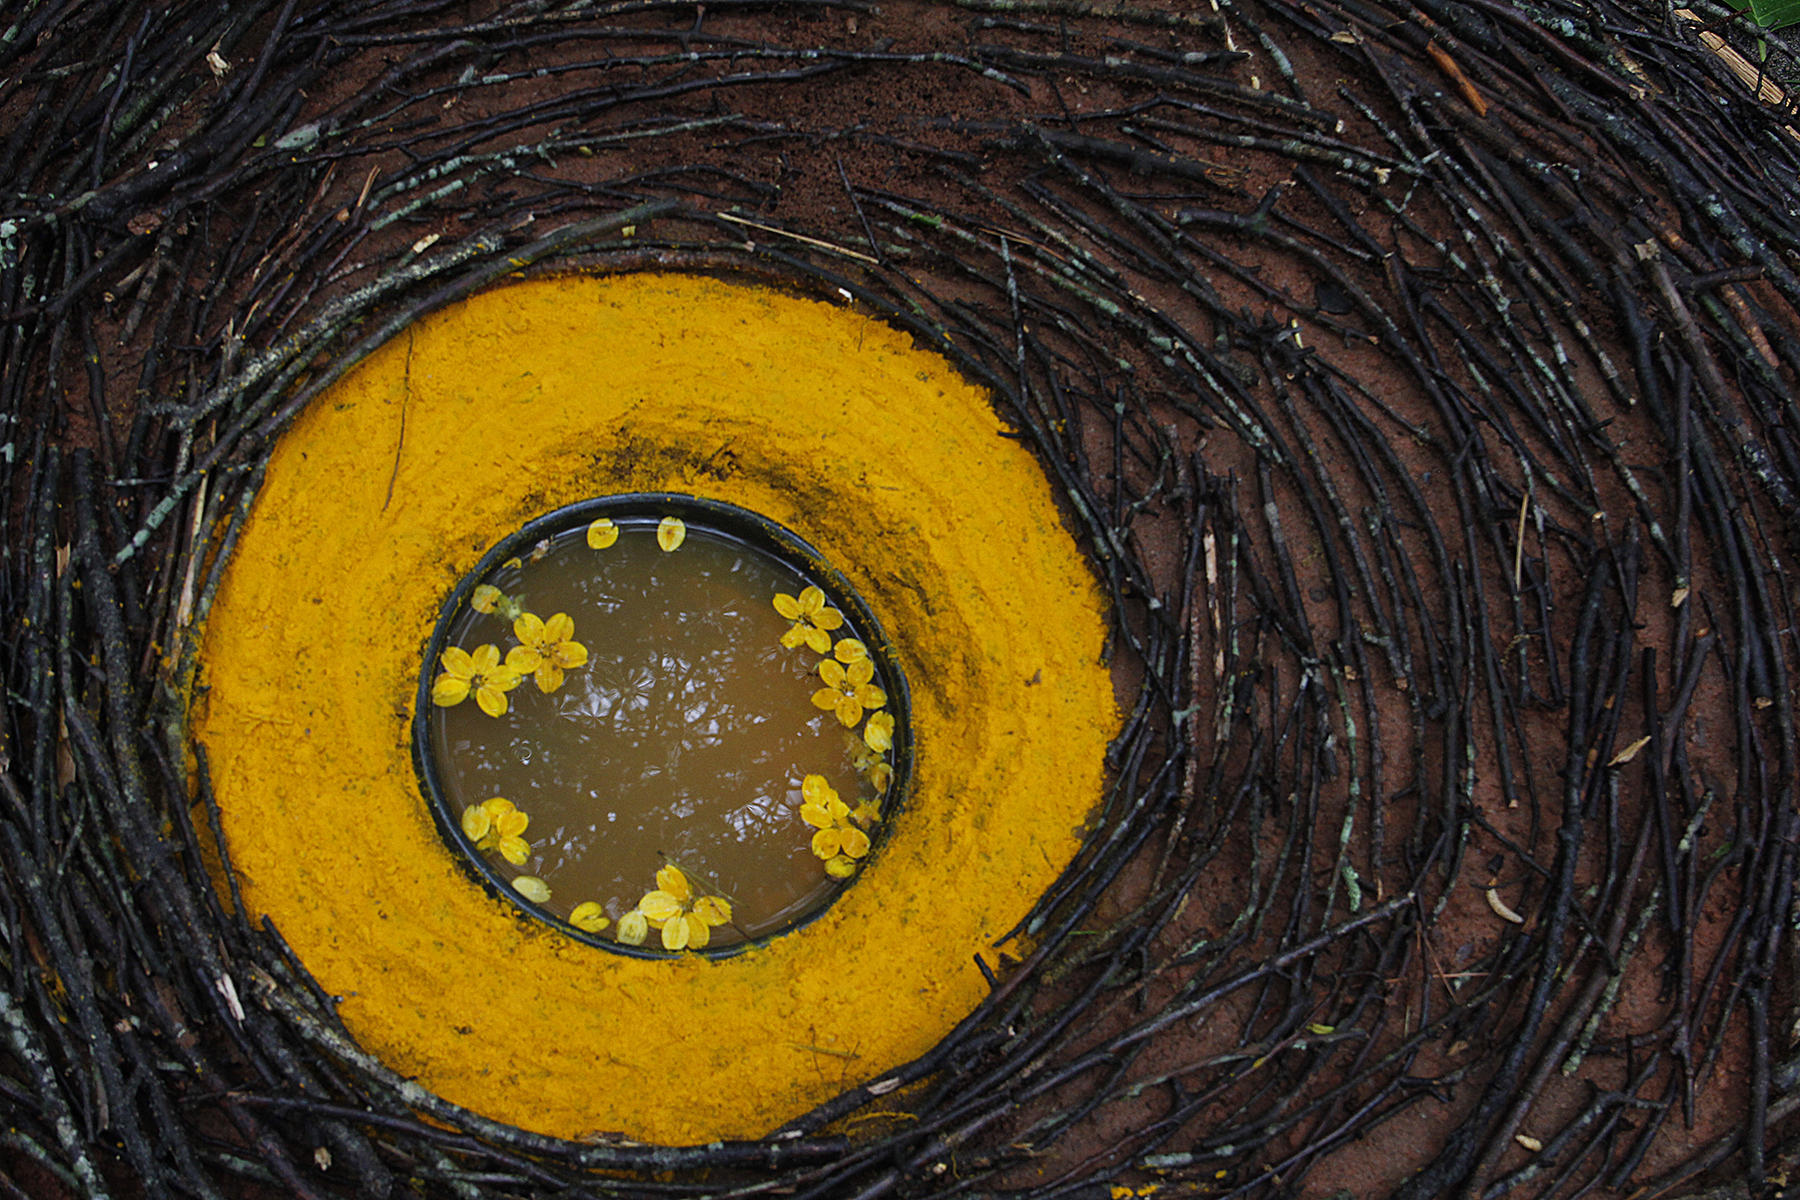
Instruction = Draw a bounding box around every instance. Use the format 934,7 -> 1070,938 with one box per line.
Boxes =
194,272 -> 1117,1143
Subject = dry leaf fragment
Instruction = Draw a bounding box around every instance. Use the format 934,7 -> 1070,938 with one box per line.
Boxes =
867,1077 -> 902,1096
1671,586 -> 1689,607
1486,887 -> 1525,925
206,45 -> 230,78
1515,1134 -> 1543,1152
313,1147 -> 332,1171
1608,735 -> 1651,766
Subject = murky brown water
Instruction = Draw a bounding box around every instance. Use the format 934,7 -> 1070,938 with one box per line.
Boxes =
425,516 -> 893,949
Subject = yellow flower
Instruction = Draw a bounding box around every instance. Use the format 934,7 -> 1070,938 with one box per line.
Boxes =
799,775 -> 871,862
471,584 -> 525,621
773,585 -> 845,654
431,644 -> 523,717
509,611 -> 589,693
812,643 -> 886,728
586,518 -> 619,549
512,876 -> 550,904
616,910 -> 649,945
863,711 -> 895,754
570,901 -> 611,933
657,517 -> 686,552
461,797 -> 533,864
849,735 -> 894,794
636,864 -> 733,951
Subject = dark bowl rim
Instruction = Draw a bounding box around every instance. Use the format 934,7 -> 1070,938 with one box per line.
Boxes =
410,491 -> 914,961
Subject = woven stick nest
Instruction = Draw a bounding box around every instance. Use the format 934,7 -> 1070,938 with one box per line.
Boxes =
3,2 -> 1798,1198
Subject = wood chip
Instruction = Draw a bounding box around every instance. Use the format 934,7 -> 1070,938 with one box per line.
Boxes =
1486,887 -> 1525,925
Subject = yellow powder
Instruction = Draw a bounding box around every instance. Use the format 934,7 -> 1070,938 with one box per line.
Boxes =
193,273 -> 1115,1143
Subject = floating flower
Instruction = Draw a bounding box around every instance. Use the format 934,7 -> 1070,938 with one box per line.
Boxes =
657,517 -> 686,552
637,864 -> 732,951
460,797 -> 533,864
431,644 -> 523,717
586,518 -> 619,549
616,910 -> 649,946
812,644 -> 887,727
863,711 -> 895,754
773,585 -> 845,654
849,735 -> 894,794
570,901 -> 611,933
471,584 -> 525,621
512,875 -> 551,904
509,611 -> 588,693
799,775 -> 871,862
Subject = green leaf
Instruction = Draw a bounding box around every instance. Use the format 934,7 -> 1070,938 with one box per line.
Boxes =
1748,0 -> 1800,27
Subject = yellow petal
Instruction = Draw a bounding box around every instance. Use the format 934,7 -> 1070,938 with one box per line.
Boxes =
657,517 -> 686,552
834,638 -> 868,664
773,592 -> 803,620
471,584 -> 502,613
827,795 -> 850,823
656,864 -> 692,902
800,802 -> 833,830
617,910 -> 648,945
848,658 -> 875,687
498,835 -> 530,866
868,762 -> 893,792
512,875 -> 550,903
661,916 -> 689,951
431,675 -> 470,707
476,831 -> 499,851
857,684 -> 888,711
544,613 -> 574,643
469,644 -> 502,673
780,624 -> 810,650
693,895 -> 732,925
495,809 -> 528,838
803,626 -> 831,655
864,713 -> 895,753
640,890 -> 682,922
586,518 -> 619,549
841,826 -> 871,858
801,774 -> 831,805
475,684 -> 509,718
481,797 -> 515,817
818,659 -> 847,689
460,805 -> 491,841
811,829 -> 841,859
439,645 -> 476,678
825,854 -> 857,879
814,606 -> 845,631
513,613 -> 546,647
811,688 -> 841,714
535,662 -> 564,693
506,645 -> 542,675
834,696 -> 861,727
555,641 -> 588,669
685,916 -> 711,950
852,799 -> 881,825
570,902 -> 610,932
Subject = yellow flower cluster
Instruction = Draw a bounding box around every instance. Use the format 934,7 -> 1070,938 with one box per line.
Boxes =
460,797 -> 533,865
799,775 -> 875,879
431,607 -> 587,718
616,865 -> 733,951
